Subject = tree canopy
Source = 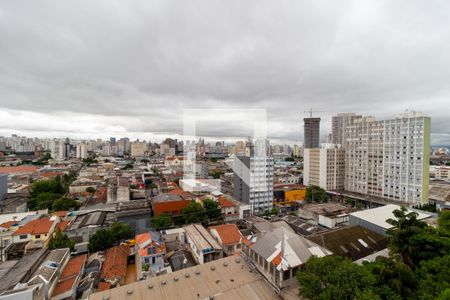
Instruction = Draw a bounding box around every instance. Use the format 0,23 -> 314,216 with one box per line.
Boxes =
296,207 -> 450,300
151,213 -> 173,229
52,197 -> 80,211
88,229 -> 115,252
183,201 -> 206,224
305,185 -> 328,203
48,229 -> 75,251
109,221 -> 133,241
203,199 -> 222,220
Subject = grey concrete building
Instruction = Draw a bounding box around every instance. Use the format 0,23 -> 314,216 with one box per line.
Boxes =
303,117 -> 320,148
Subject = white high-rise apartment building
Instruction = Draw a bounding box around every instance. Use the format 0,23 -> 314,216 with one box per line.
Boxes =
344,112 -> 430,204
303,145 -> 345,191
233,156 -> 274,213
76,143 -> 88,159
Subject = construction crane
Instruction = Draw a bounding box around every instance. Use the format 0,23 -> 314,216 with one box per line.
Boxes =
303,109 -> 324,118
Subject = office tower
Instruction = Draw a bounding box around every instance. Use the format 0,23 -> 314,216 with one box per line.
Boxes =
131,142 -> 145,157
303,145 -> 345,190
303,118 -> 321,148
344,112 -> 430,204
331,113 -> 362,146
76,143 -> 88,159
233,155 -> 274,213
110,137 -> 116,144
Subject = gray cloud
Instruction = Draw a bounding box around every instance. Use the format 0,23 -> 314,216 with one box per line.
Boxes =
0,0 -> 449,144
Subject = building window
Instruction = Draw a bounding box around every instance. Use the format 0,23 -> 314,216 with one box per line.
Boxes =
35,234 -> 41,239
20,235 -> 27,240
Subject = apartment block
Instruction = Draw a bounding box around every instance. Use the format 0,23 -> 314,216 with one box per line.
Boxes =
233,156 -> 274,213
331,113 -> 362,146
303,146 -> 345,190
344,112 -> 430,204
130,142 -> 145,157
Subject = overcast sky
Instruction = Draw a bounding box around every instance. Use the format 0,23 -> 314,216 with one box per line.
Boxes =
0,1 -> 449,145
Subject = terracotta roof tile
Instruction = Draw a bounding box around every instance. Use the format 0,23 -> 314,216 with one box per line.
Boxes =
271,252 -> 282,266
0,221 -> 16,229
218,196 -> 236,208
13,218 -> 54,236
98,282 -> 111,291
52,276 -> 77,297
60,254 -> 87,281
209,224 -> 242,245
0,165 -> 38,174
101,245 -> 129,280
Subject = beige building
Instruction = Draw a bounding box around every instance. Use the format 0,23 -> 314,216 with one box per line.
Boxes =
435,166 -> 450,181
130,142 -> 145,157
303,146 -> 345,190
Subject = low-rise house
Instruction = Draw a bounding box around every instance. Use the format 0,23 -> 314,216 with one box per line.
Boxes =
242,227 -> 332,289
12,217 -> 58,245
135,232 -> 166,278
209,224 -> 243,256
164,156 -> 184,168
152,189 -> 196,216
100,245 -> 129,287
51,254 -> 87,300
184,224 -> 223,264
217,195 -> 240,222
65,209 -> 115,244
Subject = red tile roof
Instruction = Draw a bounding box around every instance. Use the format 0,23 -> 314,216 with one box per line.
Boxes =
209,224 -> 242,245
98,282 -> 111,291
40,172 -> 60,178
153,200 -> 191,216
52,254 -> 87,297
13,217 -> 54,236
60,254 -> 87,280
101,245 -> 129,280
271,252 -> 282,266
52,277 -> 77,297
218,196 -> 236,208
0,221 -> 16,229
135,232 -> 165,257
56,221 -> 69,232
0,165 -> 38,174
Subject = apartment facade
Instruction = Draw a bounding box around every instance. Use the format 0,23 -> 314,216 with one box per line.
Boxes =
233,156 -> 274,213
303,146 -> 345,190
344,112 -> 430,204
130,142 -> 145,157
331,113 -> 362,146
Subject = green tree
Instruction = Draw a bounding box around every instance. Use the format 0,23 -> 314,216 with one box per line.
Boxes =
110,221 -> 133,242
29,178 -> 64,198
364,257 -> 416,299
32,192 -> 60,210
86,186 -> 96,193
183,201 -> 206,224
386,207 -> 450,267
151,214 -> 173,229
438,210 -> 450,235
52,197 -> 80,211
88,229 -> 115,252
48,229 -> 75,251
203,199 -> 222,220
305,185 -> 328,203
416,254 -> 450,300
297,255 -> 374,300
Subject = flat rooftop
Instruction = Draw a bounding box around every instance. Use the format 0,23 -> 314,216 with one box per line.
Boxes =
90,256 -> 279,300
349,204 -> 432,230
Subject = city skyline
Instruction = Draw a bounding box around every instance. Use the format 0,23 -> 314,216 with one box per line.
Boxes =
1,1 -> 450,145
